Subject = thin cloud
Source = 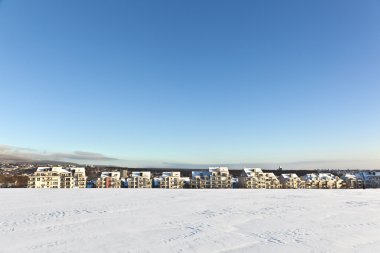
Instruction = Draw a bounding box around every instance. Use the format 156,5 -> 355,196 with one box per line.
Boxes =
0,144 -> 379,169
0,145 -> 118,163
49,151 -> 119,161
163,159 -> 380,170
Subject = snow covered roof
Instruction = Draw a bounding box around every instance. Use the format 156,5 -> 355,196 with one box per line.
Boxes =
162,172 -> 181,177
360,171 -> 380,177
281,173 -> 299,179
244,168 -> 263,174
302,173 -> 318,180
301,173 -> 341,181
70,167 -> 86,174
342,173 -> 358,180
356,171 -> 380,181
36,167 -> 50,172
192,171 -> 211,177
265,173 -> 277,178
101,171 -> 120,178
209,167 -> 229,172
318,173 -> 337,180
131,171 -> 151,177
36,167 -> 70,173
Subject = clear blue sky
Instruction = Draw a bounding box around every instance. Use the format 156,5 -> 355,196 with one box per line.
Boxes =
0,0 -> 379,169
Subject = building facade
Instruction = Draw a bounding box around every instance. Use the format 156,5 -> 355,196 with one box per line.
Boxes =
209,167 -> 232,189
302,173 -> 344,189
264,172 -> 281,189
238,168 -> 266,189
191,171 -> 211,188
357,171 -> 380,188
341,174 -> 364,189
159,172 -> 186,189
128,171 -> 152,188
28,167 -> 87,188
238,168 -> 280,189
70,167 -> 87,188
279,174 -> 305,189
97,172 -> 121,188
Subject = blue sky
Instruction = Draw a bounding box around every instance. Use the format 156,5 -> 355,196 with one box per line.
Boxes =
0,0 -> 379,169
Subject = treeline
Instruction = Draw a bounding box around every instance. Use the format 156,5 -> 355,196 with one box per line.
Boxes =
0,175 -> 29,188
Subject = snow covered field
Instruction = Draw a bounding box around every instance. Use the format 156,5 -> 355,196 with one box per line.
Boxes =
1,189 -> 380,253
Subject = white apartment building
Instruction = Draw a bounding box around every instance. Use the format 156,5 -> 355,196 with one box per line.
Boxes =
209,167 -> 232,189
191,171 -> 212,189
27,167 -> 87,188
318,173 -> 343,189
159,172 -> 186,189
97,171 -> 121,188
238,168 -> 280,189
279,173 -> 305,189
264,172 -> 281,189
238,168 -> 266,188
301,173 -> 343,189
128,171 -> 152,188
341,173 -> 364,189
70,167 -> 87,188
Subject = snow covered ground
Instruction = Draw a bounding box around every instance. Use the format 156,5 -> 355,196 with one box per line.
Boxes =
1,189 -> 380,253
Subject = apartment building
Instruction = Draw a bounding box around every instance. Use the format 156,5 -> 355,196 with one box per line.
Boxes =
264,172 -> 281,189
301,173 -> 343,189
356,171 -> 380,188
159,172 -> 186,189
238,168 -> 280,189
341,174 -> 364,189
318,173 -> 343,189
279,173 -> 305,189
28,167 -> 86,188
70,167 -> 87,188
97,171 -> 121,188
127,171 -> 152,188
209,167 -> 232,189
301,173 -> 319,189
238,168 -> 266,188
191,171 -> 212,189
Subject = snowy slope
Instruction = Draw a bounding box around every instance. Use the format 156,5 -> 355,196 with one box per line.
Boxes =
1,189 -> 380,253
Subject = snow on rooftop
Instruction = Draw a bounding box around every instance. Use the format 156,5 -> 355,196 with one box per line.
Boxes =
70,167 -> 86,173
162,172 -> 172,177
36,167 -> 70,173
318,173 -> 337,180
361,171 -> 380,177
209,167 -> 229,172
265,173 -> 277,178
161,172 -> 181,177
281,173 -> 299,179
36,167 -> 51,172
342,173 -> 357,180
192,171 -> 211,177
302,173 -> 318,180
131,171 -> 151,177
100,172 -> 120,178
243,168 -> 263,174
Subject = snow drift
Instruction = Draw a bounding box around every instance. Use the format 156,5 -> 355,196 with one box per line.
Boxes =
1,189 -> 379,252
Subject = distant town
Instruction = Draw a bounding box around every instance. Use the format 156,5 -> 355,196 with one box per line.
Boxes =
1,161 -> 379,189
